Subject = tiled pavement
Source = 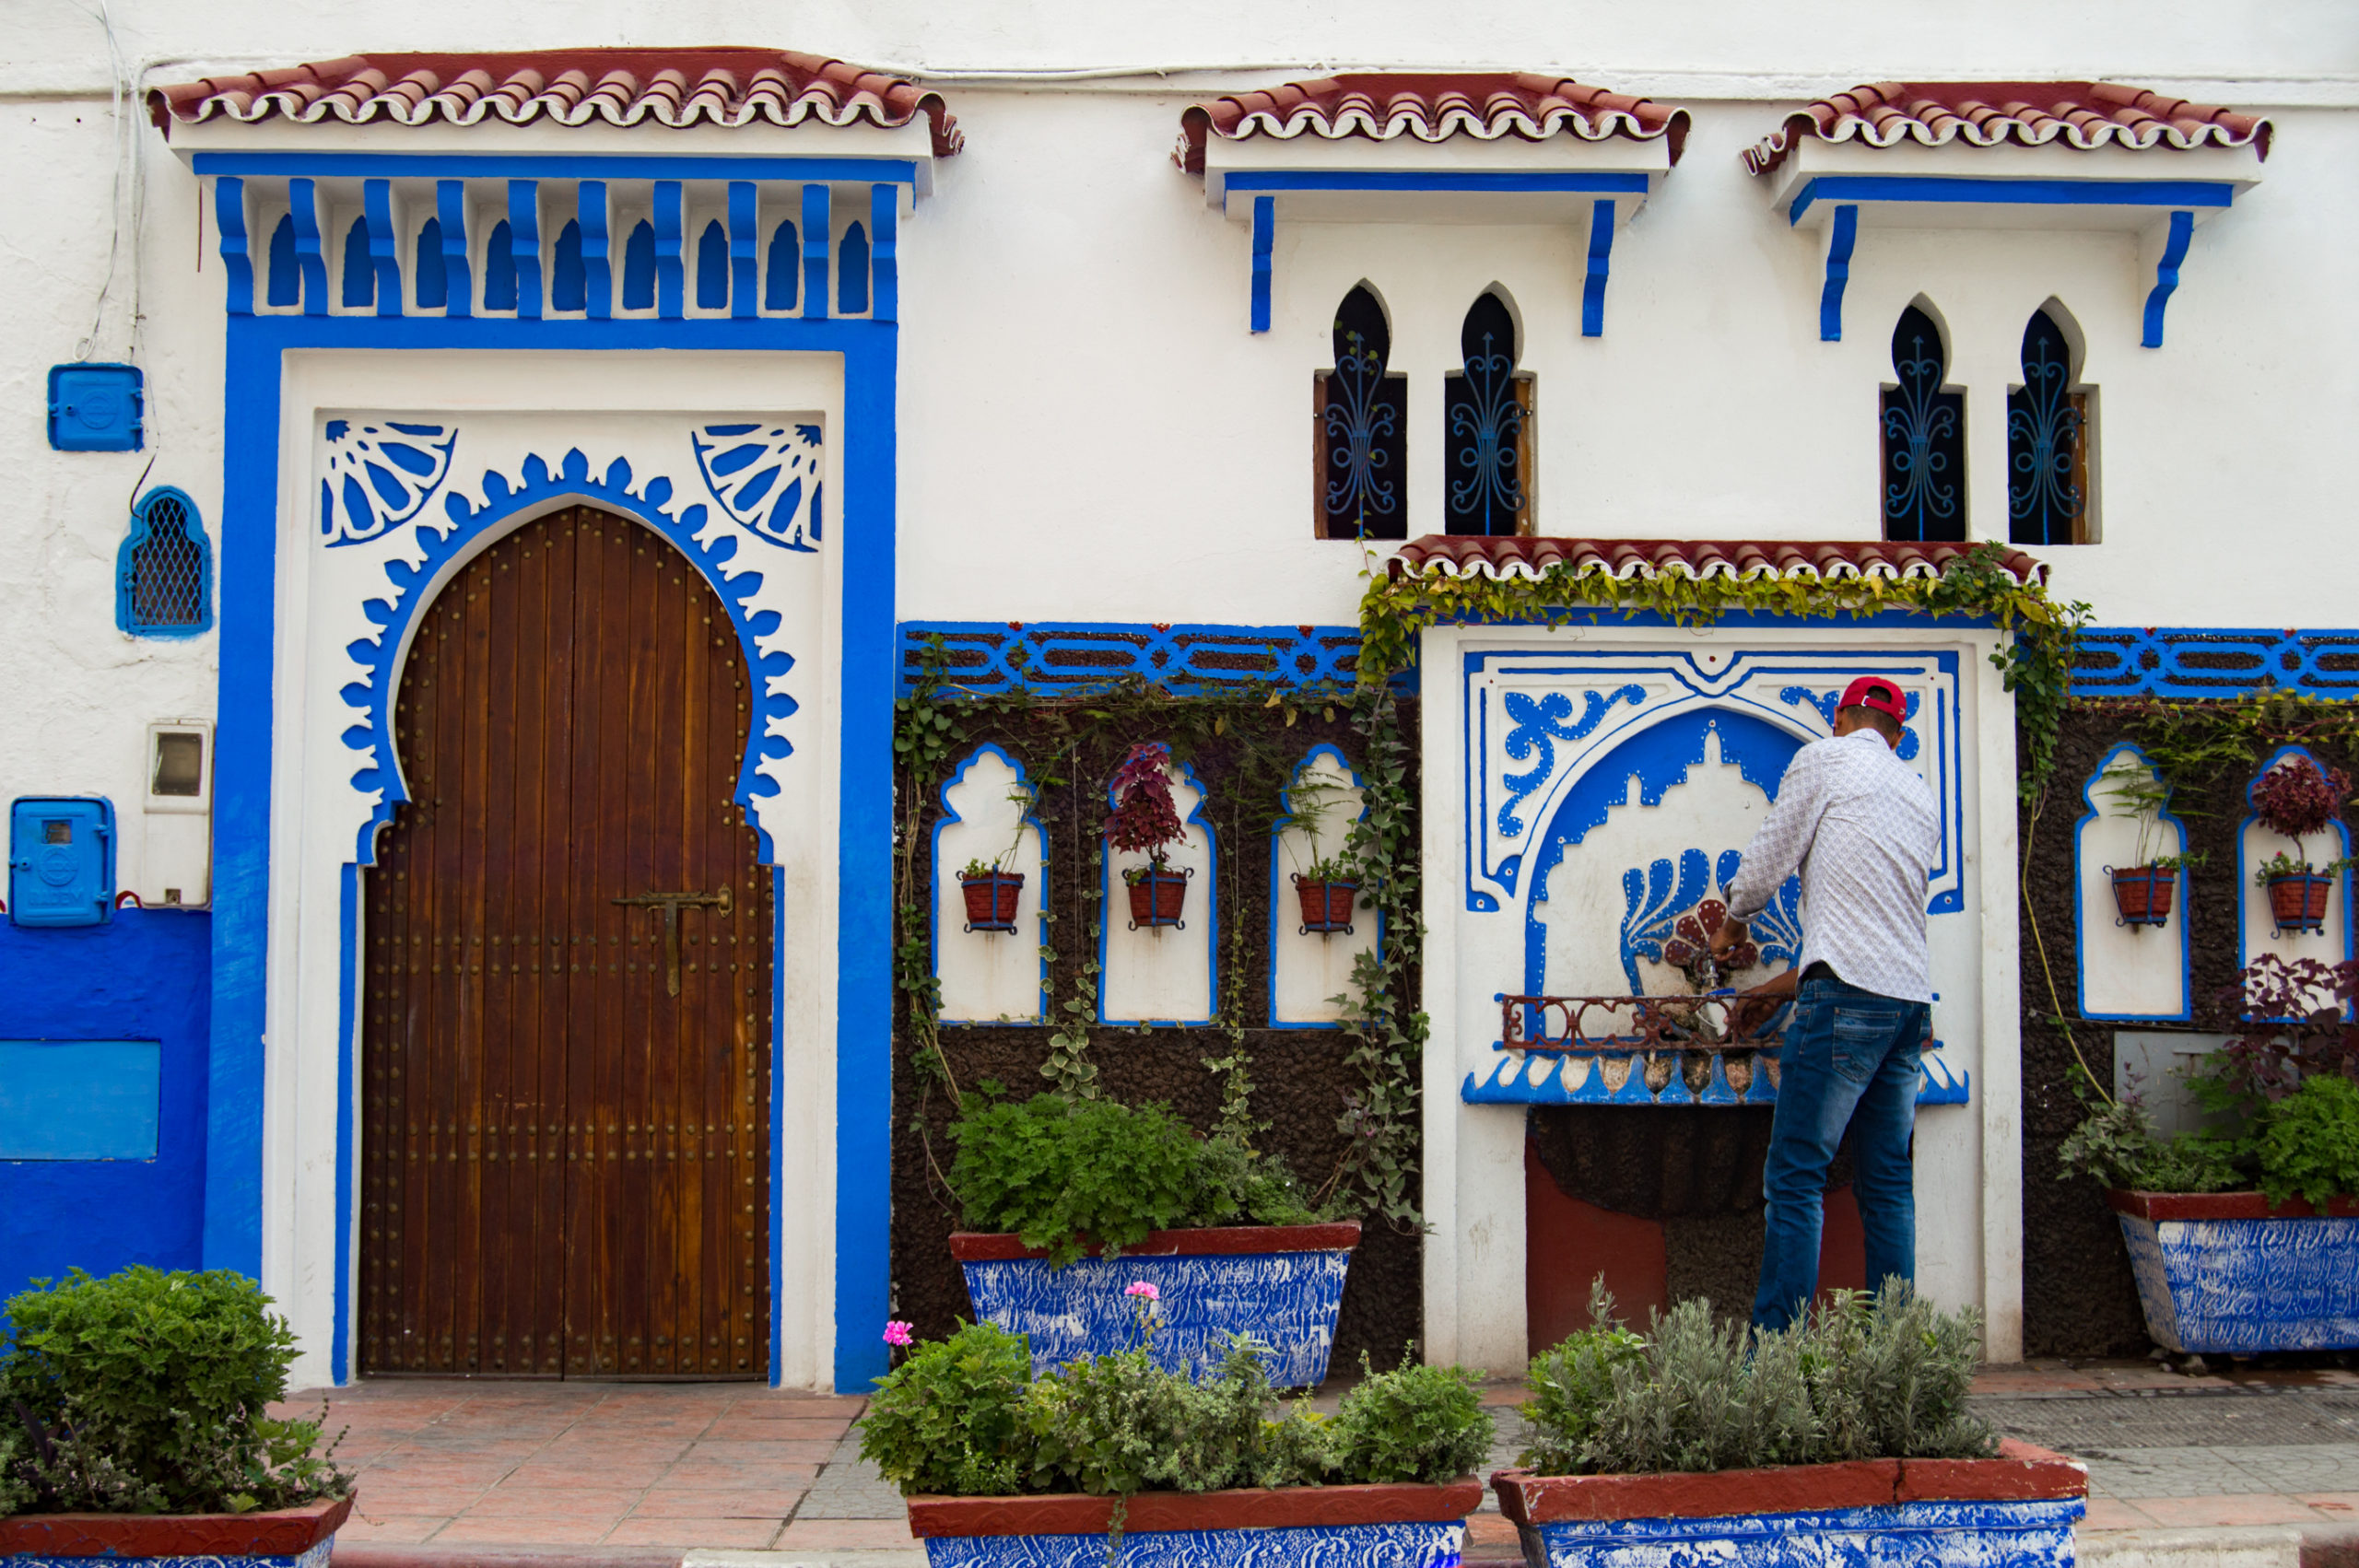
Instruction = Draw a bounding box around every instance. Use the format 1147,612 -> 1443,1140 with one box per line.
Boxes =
299,1361 -> 2359,1562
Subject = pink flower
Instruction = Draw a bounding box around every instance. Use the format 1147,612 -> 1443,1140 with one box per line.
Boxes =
883,1319 -> 915,1347
1124,1281 -> 1159,1302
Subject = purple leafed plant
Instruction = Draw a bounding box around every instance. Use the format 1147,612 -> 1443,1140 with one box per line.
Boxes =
1104,743 -> 1185,865
2251,755 -> 2353,863
2213,954 -> 2359,1106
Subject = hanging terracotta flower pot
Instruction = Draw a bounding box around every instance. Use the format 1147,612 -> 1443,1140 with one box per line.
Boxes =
2108,865 -> 2176,929
958,871 -> 1024,933
2267,872 -> 2332,935
1291,874 -> 1358,934
1126,862 -> 1191,930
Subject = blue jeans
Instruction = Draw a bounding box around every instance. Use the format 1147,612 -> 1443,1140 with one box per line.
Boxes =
1750,970 -> 1930,1334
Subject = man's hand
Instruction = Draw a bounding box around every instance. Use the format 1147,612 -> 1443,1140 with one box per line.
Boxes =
1727,967 -> 1800,1039
1709,914 -> 1748,957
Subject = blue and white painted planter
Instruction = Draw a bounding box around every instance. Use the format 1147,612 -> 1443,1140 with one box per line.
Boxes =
951,1223 -> 1359,1386
0,1496 -> 348,1568
2110,1188 -> 2359,1353
1496,1446 -> 2086,1568
909,1478 -> 1479,1568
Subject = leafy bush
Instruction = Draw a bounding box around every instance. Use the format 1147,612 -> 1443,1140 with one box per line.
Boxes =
863,1327 -> 1492,1499
1518,1284 -> 1993,1476
2055,1094 -> 2251,1194
1104,743 -> 1185,864
2250,755 -> 2351,848
2258,1074 -> 2359,1210
949,1094 -> 1316,1266
0,1267 -> 350,1517
859,1319 -> 1035,1496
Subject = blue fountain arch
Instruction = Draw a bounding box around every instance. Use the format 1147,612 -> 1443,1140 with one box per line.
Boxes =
1520,707 -> 1807,997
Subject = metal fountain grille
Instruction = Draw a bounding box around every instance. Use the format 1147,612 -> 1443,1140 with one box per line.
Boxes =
123,493 -> 207,630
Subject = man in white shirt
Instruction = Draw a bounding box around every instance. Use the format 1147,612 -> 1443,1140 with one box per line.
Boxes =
1710,675 -> 1941,1334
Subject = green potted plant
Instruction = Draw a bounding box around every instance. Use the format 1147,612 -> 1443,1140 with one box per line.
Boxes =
957,783 -> 1035,934
863,1317 -> 1490,1568
1278,772 -> 1362,936
2249,754 -> 2353,935
2061,954 -> 2359,1354
2097,756 -> 2201,929
945,1091 -> 1359,1386
1107,743 -> 1191,929
0,1267 -> 354,1566
1491,1284 -> 2083,1568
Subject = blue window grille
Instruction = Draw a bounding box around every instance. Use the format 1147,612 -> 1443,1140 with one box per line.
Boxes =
484,220 -> 518,310
1881,304 -> 1965,542
2008,308 -> 2090,546
696,219 -> 729,309
266,215 -> 299,307
838,222 -> 870,313
1319,285 -> 1405,540
340,216 -> 372,308
551,219 -> 587,311
765,221 -> 798,310
116,487 -> 213,638
1444,291 -> 1530,536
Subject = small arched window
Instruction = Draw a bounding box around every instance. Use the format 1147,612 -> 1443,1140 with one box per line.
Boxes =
765,221 -> 798,310
1316,286 -> 1405,540
696,219 -> 729,310
340,216 -> 372,308
415,217 -> 448,310
2009,308 -> 2093,545
839,222 -> 870,313
117,487 -> 213,638
1881,304 -> 1965,542
484,220 -> 518,311
551,219 -> 586,312
1445,291 -> 1531,535
621,221 -> 656,310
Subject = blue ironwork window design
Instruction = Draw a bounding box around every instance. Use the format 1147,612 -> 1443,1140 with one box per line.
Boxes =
839,223 -> 870,313
116,487 -> 212,638
1881,304 -> 1965,542
765,222 -> 798,310
551,219 -> 586,311
484,220 -> 518,311
1444,291 -> 1531,536
1317,286 -> 1405,540
266,215 -> 299,307
340,216 -> 371,308
696,220 -> 728,309
415,217 -> 447,309
622,220 -> 656,310
2009,308 -> 2091,546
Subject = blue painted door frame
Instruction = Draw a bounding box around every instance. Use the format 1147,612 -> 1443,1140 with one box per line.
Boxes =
207,314 -> 897,1391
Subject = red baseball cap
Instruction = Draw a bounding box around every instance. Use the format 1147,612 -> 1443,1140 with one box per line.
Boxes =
1839,675 -> 1907,722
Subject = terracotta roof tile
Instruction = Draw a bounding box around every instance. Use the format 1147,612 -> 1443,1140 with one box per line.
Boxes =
1176,72 -> 1688,174
147,49 -> 962,157
1745,81 -> 2268,177
1389,535 -> 2048,587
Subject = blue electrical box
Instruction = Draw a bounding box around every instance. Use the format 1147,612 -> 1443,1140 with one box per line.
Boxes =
8,798 -> 115,928
46,363 -> 145,452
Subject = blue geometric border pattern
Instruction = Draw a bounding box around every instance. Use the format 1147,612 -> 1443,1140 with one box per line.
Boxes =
337,445 -> 799,864
2074,626 -> 2359,698
1464,648 -> 1964,917
920,1520 -> 1464,1568
320,418 -> 456,544
898,622 -> 1365,696
1521,1497 -> 2080,1568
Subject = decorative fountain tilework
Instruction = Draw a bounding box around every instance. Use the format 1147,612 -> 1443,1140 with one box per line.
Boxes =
921,1521 -> 1462,1568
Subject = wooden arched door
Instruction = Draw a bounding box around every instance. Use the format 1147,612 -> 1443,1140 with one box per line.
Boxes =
360,505 -> 772,1378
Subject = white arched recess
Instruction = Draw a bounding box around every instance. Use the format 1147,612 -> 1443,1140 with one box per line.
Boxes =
265,351 -> 845,1389
1416,621 -> 2023,1369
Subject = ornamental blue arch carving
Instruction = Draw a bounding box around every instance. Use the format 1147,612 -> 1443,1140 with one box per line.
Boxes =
1267,743 -> 1374,1029
1521,706 -> 1807,997
1096,749 -> 1220,1027
930,743 -> 1050,1024
340,446 -> 798,867
2073,741 -> 2192,1024
2236,743 -> 2355,977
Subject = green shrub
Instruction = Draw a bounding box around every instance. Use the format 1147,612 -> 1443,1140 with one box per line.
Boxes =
0,1267 -> 349,1516
859,1320 -> 1035,1496
2056,1088 -> 2252,1194
1324,1355 -> 1494,1485
949,1094 -> 1316,1266
2258,1074 -> 2359,1209
1023,1338 -> 1276,1495
1519,1283 -> 1993,1476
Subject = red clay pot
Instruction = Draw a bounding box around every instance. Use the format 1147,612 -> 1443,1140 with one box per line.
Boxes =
958,871 -> 1024,932
0,1495 -> 353,1560
1127,865 -> 1190,928
909,1478 -> 1482,1538
1490,1442 -> 2083,1525
2267,872 -> 2333,933
2109,865 -> 2175,928
1292,876 -> 1359,933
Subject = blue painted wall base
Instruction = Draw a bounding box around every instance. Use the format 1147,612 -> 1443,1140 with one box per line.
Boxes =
1520,1497 -> 2081,1568
921,1520 -> 1462,1568
958,1247 -> 1352,1387
2119,1213 -> 2359,1353
0,909 -> 210,1308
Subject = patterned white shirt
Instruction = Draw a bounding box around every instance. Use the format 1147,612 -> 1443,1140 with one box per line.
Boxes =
1724,728 -> 1940,1003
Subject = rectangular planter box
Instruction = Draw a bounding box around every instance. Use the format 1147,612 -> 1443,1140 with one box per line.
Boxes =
0,1494 -> 351,1568
908,1477 -> 1480,1568
951,1223 -> 1359,1386
2110,1188 -> 2359,1353
1494,1443 -> 2084,1568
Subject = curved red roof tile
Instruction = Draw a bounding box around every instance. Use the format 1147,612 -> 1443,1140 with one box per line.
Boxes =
1389,535 -> 2047,587
1176,73 -> 1688,174
1745,81 -> 2268,177
147,49 -> 961,157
